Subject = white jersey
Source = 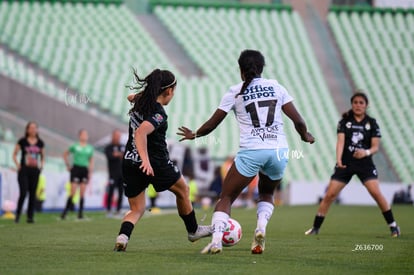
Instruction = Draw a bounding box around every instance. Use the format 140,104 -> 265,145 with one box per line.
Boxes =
218,78 -> 293,149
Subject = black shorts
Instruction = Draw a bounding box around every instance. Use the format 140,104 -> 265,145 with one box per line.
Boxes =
330,160 -> 378,184
70,165 -> 89,183
122,159 -> 181,198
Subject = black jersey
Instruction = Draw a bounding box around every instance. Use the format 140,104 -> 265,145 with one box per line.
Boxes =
105,143 -> 125,179
337,114 -> 381,165
123,103 -> 169,165
18,137 -> 44,169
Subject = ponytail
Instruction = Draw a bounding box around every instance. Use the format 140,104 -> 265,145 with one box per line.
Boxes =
342,109 -> 353,119
128,68 -> 176,116
235,66 -> 257,98
235,49 -> 265,98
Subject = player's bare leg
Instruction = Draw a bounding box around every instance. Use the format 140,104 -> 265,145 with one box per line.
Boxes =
365,179 -> 400,237
305,180 -> 346,235
252,173 -> 279,254
114,192 -> 146,251
202,163 -> 253,254
169,177 -> 212,242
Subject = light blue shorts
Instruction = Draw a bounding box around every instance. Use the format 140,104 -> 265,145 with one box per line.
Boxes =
235,148 -> 289,180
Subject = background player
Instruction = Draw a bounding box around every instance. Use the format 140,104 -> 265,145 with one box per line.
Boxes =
114,68 -> 211,251
12,121 -> 45,223
178,49 -> 315,254
305,92 -> 400,237
61,129 -> 94,220
105,129 -> 125,217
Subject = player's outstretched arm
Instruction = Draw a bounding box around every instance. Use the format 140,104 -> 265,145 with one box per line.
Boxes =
282,102 -> 315,144
177,109 -> 227,141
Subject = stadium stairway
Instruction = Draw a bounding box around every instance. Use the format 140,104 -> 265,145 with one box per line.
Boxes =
136,14 -> 203,77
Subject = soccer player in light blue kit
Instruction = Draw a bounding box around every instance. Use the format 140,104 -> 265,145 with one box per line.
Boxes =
178,49 -> 315,254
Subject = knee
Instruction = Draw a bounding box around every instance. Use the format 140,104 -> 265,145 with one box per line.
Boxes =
324,192 -> 337,203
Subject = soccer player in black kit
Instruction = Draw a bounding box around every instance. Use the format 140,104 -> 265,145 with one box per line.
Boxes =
114,69 -> 211,251
305,92 -> 400,237
105,129 -> 125,217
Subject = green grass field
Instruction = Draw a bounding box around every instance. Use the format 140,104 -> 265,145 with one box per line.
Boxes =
0,205 -> 413,275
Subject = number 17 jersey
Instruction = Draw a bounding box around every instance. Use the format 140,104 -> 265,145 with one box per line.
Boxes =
218,77 -> 293,150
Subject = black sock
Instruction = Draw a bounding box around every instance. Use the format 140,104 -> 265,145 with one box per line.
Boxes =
119,221 -> 134,239
180,210 -> 198,233
78,198 -> 84,218
313,215 -> 325,229
61,197 -> 73,217
382,209 -> 395,226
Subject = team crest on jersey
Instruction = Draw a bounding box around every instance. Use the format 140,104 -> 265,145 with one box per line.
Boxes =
365,122 -> 371,130
346,122 -> 352,128
152,113 -> 164,123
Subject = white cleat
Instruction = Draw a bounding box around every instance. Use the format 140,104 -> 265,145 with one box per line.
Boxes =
114,234 -> 128,252
251,229 -> 265,254
188,225 -> 213,242
305,227 -> 319,235
201,242 -> 223,254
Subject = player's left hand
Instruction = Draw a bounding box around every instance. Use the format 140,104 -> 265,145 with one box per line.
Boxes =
353,149 -> 367,159
140,160 -> 154,176
177,126 -> 196,141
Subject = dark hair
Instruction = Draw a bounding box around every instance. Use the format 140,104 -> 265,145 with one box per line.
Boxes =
128,68 -> 176,116
24,121 -> 39,139
78,129 -> 87,136
235,50 -> 265,98
342,91 -> 369,118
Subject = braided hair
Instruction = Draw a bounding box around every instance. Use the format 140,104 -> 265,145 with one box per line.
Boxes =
128,68 -> 176,116
235,50 -> 265,98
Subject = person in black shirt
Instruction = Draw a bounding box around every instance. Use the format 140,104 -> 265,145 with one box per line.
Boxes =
12,121 -> 45,223
105,129 -> 125,216
114,69 -> 211,251
305,92 -> 400,237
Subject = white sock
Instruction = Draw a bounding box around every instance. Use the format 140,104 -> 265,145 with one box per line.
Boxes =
211,211 -> 229,244
389,221 -> 397,227
256,201 -> 274,233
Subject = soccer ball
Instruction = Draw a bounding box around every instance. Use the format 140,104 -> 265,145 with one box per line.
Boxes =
222,218 -> 242,247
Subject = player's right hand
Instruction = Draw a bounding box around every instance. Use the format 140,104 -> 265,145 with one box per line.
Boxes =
177,126 -> 196,141
336,162 -> 346,169
302,132 -> 315,144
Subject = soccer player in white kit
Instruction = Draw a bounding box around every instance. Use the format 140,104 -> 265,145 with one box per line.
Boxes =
178,49 -> 315,254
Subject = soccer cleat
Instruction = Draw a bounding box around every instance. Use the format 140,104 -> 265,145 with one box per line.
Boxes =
114,234 -> 128,252
201,242 -> 222,254
390,226 -> 400,238
305,227 -> 319,235
188,225 -> 212,242
251,229 -> 265,254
